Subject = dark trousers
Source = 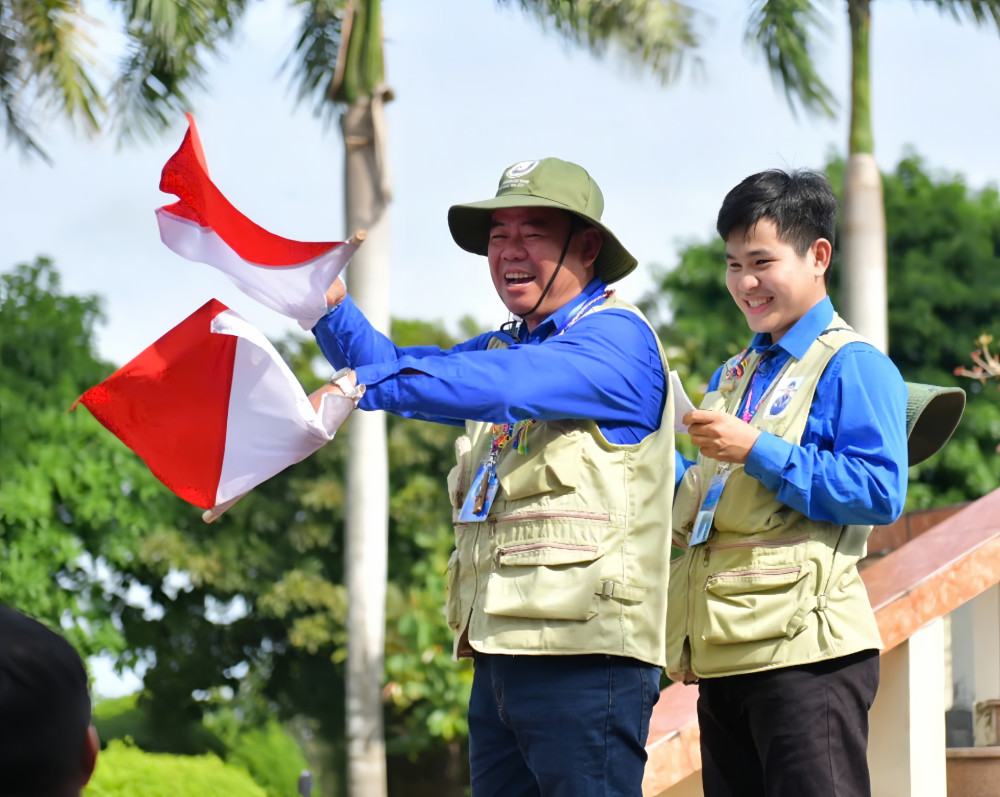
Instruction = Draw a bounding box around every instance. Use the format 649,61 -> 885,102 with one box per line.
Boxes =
697,650 -> 880,797
468,653 -> 662,797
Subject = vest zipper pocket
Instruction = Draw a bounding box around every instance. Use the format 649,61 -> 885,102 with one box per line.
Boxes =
704,565 -> 802,592
484,540 -> 604,621
699,563 -> 815,645
494,541 -> 599,569
488,509 -> 612,535
702,534 -> 810,566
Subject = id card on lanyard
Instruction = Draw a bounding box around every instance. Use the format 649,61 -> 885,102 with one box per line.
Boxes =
689,463 -> 732,546
458,454 -> 501,522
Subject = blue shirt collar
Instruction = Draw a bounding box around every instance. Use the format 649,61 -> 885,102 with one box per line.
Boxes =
518,278 -> 608,342
748,296 -> 834,360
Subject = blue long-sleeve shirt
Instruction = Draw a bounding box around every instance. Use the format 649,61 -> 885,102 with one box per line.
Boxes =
677,297 -> 908,526
312,279 -> 666,444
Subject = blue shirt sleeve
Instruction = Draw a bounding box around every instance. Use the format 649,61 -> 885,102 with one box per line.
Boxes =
312,295 -> 666,443
313,293 -> 491,372
743,343 -> 908,525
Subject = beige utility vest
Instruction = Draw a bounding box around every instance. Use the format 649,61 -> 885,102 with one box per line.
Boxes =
445,296 -> 675,666
666,315 -> 882,681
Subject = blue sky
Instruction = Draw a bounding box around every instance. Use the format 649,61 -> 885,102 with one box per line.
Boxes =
5,0 -> 1000,694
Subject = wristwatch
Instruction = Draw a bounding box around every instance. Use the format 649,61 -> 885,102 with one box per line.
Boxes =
329,367 -> 365,406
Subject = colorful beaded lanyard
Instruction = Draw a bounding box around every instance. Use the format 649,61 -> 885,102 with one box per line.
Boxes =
472,289 -> 614,513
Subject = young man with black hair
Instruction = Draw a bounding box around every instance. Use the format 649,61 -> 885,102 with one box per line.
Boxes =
667,169 -> 909,797
0,605 -> 99,797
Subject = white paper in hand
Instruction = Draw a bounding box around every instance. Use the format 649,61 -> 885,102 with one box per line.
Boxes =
671,370 -> 697,434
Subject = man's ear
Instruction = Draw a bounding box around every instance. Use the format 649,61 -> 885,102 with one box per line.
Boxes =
80,725 -> 100,787
811,238 -> 832,277
581,227 -> 603,270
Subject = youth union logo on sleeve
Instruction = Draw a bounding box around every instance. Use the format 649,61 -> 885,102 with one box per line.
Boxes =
766,376 -> 803,417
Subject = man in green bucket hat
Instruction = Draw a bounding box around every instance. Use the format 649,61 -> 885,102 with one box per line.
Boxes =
310,158 -> 676,795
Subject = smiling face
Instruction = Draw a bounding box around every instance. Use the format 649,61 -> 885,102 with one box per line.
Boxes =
724,218 -> 831,344
487,206 -> 601,332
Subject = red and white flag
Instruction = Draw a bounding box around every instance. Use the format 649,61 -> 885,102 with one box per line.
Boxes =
73,299 -> 354,518
156,113 -> 357,330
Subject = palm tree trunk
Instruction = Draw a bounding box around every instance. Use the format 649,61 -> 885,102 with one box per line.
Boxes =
841,0 -> 888,353
341,88 -> 391,797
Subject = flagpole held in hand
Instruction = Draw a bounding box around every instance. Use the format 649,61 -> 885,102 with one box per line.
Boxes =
203,493 -> 247,523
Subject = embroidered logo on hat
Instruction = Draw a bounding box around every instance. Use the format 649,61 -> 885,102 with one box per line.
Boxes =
506,160 -> 539,178
501,160 -> 540,189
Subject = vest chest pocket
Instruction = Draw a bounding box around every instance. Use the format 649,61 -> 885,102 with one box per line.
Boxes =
483,543 -> 603,621
699,563 -> 815,645
496,427 -> 581,502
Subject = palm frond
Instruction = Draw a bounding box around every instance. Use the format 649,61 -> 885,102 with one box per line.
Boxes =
497,0 -> 704,85
921,0 -> 1000,31
2,0 -> 104,159
109,0 -> 249,144
0,12 -> 45,159
283,0 -> 346,125
747,0 -> 836,119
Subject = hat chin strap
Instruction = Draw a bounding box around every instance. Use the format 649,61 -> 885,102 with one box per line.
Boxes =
518,225 -> 576,322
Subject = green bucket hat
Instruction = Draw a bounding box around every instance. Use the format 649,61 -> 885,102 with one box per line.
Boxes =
905,383 -> 966,466
447,158 -> 638,284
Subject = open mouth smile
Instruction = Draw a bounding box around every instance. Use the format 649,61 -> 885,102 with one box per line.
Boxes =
505,271 -> 536,286
744,296 -> 772,313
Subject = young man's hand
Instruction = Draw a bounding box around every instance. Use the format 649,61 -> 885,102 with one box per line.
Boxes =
684,410 -> 761,464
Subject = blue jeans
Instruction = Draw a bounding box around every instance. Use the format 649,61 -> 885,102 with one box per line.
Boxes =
468,653 -> 662,797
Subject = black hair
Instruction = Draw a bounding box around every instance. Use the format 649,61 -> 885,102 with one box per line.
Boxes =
716,168 -> 837,256
0,606 -> 92,797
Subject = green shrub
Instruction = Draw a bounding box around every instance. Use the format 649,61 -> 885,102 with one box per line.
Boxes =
85,740 -> 267,796
94,696 -> 310,796
93,694 -> 226,757
204,711 -> 311,797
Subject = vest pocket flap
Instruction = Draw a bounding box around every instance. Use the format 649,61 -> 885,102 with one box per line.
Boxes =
484,545 -> 604,621
700,564 -> 815,644
496,448 -> 579,501
495,542 -> 600,567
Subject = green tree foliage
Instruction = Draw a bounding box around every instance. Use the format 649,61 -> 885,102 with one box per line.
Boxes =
85,740 -> 267,797
875,155 -> 1000,506
0,258 -> 192,659
640,154 -> 1000,506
